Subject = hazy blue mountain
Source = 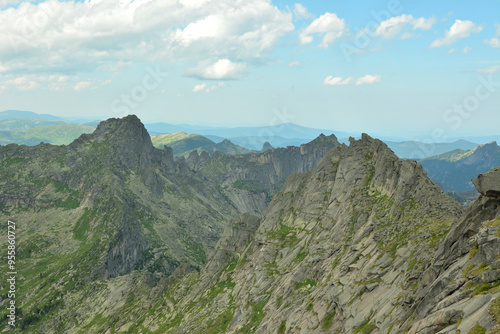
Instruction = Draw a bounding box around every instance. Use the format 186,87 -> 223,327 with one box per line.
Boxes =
420,141 -> 500,193
0,118 -> 67,131
385,139 -> 478,159
0,110 -> 63,121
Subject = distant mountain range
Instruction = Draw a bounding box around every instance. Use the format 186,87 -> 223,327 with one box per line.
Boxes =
420,141 -> 500,193
146,121 -> 350,150
385,139 -> 479,159
0,110 -> 497,161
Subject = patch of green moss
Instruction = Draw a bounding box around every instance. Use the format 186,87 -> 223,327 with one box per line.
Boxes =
237,298 -> 269,334
467,323 -> 486,334
294,252 -> 307,263
321,310 -> 336,330
277,320 -> 287,334
294,279 -> 316,291
353,319 -> 376,334
470,243 -> 479,259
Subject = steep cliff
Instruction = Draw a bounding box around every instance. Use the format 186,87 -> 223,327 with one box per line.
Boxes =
157,134 -> 465,333
188,133 -> 340,215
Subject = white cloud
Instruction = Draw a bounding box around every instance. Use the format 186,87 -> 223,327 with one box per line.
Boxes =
324,76 -> 352,86
373,14 -> 435,39
324,74 -> 380,86
477,65 -> 500,73
462,46 -> 472,53
484,37 -> 500,48
192,82 -> 225,93
430,19 -> 483,48
356,74 -> 381,85
193,83 -> 207,92
293,3 -> 313,20
0,73 -> 108,91
446,46 -> 472,54
74,80 -> 94,91
185,59 -> 246,80
0,0 -> 294,79
288,61 -> 301,67
299,12 -> 346,48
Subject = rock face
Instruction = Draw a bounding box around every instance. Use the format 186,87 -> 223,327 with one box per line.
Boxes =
0,115 -> 337,332
156,134 -> 468,333
190,133 -> 340,215
405,169 -> 500,334
473,166 -> 500,200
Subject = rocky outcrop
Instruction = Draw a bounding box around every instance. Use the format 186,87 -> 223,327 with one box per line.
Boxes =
473,166 -> 500,200
405,172 -> 500,333
162,133 -> 465,333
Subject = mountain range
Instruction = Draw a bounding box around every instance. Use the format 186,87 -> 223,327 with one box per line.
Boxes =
1,110 -> 497,159
421,141 -> 500,193
0,115 -> 499,333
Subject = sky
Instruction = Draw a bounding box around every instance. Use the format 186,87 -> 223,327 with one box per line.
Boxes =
0,0 -> 499,140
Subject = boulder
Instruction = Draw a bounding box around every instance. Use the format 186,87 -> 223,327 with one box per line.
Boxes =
472,166 -> 500,200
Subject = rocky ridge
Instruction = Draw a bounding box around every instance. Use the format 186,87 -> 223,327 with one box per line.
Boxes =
153,134 -> 471,333
0,115 -> 337,332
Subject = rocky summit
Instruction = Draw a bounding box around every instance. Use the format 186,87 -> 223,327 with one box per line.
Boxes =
0,116 -> 499,333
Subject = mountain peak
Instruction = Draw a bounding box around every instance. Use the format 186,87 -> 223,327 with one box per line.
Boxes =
261,141 -> 273,152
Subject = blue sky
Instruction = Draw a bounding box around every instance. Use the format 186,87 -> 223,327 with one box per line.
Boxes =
0,0 -> 498,140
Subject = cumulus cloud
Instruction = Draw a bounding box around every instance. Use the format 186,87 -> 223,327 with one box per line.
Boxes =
299,12 -> 346,48
324,76 -> 352,86
430,19 -> 483,48
0,0 -> 294,78
484,24 -> 500,49
477,65 -> 500,74
356,74 -> 381,85
324,74 -> 381,86
185,59 -> 246,80
192,82 -> 224,93
293,3 -> 313,20
372,14 -> 435,39
484,38 -> 500,48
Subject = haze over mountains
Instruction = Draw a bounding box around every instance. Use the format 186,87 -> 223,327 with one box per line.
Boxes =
0,115 -> 498,333
0,110 -> 497,156
1,110 -> 499,201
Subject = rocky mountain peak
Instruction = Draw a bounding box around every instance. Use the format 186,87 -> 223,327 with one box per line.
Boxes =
93,114 -> 152,146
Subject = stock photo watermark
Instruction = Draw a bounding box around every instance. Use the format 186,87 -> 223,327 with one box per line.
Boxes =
409,73 -> 500,159
111,65 -> 168,116
9,2 -> 59,53
6,220 -> 16,327
340,0 -> 403,62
